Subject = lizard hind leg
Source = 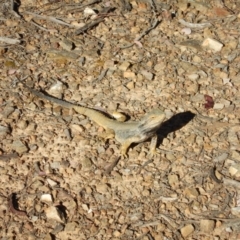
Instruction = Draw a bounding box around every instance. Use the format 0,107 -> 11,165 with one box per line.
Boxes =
111,111 -> 127,122
120,140 -> 133,158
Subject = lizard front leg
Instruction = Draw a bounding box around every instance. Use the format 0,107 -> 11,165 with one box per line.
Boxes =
148,135 -> 159,158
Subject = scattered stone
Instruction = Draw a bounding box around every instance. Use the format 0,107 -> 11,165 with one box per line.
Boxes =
181,224 -> 194,238
168,174 -> 179,188
177,1 -> 188,11
46,178 -> 58,187
141,70 -> 154,80
154,62 -> 166,72
83,7 -> 97,17
81,158 -> 93,171
50,161 -> 61,169
17,120 -> 28,129
104,60 -> 115,69
5,19 -> 19,27
231,150 -> 240,161
164,109 -> 174,119
200,219 -> 215,233
179,39 -> 202,51
48,81 -> 63,97
220,98 -> 231,107
96,183 -> 109,194
2,106 -> 15,118
119,61 -> 131,71
231,207 -> 240,217
142,189 -> 150,197
27,102 -> 37,111
82,204 -> 89,211
228,127 -> 240,149
213,103 -> 224,110
59,38 -> 73,51
179,62 -> 198,72
65,222 -> 78,232
40,194 -> 53,203
51,224 -> 65,235
185,80 -> 198,94
0,125 -> 10,136
26,43 -> 36,52
192,55 -> 202,63
26,122 -> 37,132
187,73 -> 199,81
123,71 -> 136,79
45,206 -> 65,223
181,28 -> 191,35
229,164 -> 240,177
202,38 -> 223,52
126,81 -> 135,89
213,153 -> 228,163
191,93 -> 204,102
12,140 -> 28,154
184,188 -> 199,198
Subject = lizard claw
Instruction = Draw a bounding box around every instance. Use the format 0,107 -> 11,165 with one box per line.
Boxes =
147,148 -> 160,159
120,151 -> 128,159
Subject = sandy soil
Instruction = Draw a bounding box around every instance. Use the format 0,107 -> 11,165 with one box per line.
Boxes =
0,0 -> 240,239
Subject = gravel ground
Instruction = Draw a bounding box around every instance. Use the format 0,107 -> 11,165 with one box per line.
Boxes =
0,0 -> 240,239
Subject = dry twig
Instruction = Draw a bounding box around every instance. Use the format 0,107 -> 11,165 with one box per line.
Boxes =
24,11 -> 74,28
8,193 -> 28,218
75,7 -> 114,35
93,68 -> 109,82
0,37 -> 20,44
30,20 -> 50,32
66,0 -> 102,12
10,0 -> 21,18
179,19 -> 212,29
115,18 -> 160,53
104,156 -> 120,175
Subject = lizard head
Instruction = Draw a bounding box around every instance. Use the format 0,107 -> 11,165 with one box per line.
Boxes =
138,109 -> 166,133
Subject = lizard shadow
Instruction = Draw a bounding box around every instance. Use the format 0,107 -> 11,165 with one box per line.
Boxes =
156,111 -> 196,147
128,111 -> 195,151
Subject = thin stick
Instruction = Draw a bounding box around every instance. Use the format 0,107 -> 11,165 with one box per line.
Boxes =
179,19 -> 212,29
24,11 -> 74,28
75,18 -> 104,35
93,68 -> 108,82
30,20 -> 50,32
75,7 -> 114,35
66,0 -> 102,12
10,0 -> 21,18
0,37 -> 20,44
116,18 -> 160,52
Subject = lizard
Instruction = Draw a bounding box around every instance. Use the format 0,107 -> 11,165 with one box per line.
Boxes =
21,82 -> 166,157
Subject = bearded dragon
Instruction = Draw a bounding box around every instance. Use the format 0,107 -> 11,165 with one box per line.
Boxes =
21,83 -> 165,157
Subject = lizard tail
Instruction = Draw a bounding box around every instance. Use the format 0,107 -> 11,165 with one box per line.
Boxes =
23,83 -> 74,109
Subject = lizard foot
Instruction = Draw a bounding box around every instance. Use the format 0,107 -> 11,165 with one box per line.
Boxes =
147,148 -> 161,159
120,149 -> 128,159
120,141 -> 132,158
